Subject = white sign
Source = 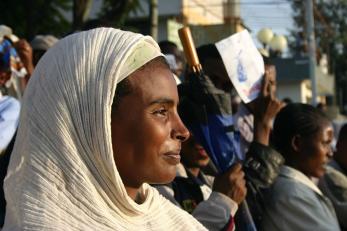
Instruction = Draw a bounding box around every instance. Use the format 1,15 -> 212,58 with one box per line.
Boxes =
215,30 -> 264,103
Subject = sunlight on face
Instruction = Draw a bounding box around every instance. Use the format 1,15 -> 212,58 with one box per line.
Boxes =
111,59 -> 189,189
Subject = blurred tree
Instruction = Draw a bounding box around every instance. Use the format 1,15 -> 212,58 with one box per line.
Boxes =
0,0 -> 71,39
0,0 -> 142,38
149,0 -> 158,41
95,0 -> 141,27
73,0 -> 93,31
288,0 -> 347,114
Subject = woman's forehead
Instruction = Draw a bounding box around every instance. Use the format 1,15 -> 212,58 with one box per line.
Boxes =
127,67 -> 177,102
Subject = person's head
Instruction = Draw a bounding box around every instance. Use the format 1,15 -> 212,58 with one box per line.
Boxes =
111,56 -> 189,189
282,97 -> 293,106
158,40 -> 184,77
316,102 -> 327,112
180,134 -> 210,170
196,44 -> 232,91
272,103 -> 333,177
158,41 -> 180,58
30,35 -> 59,66
334,123 -> 347,169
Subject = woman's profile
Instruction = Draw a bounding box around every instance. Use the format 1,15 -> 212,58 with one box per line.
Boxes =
261,103 -> 340,231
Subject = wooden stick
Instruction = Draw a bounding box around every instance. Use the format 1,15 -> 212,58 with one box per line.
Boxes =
178,27 -> 202,73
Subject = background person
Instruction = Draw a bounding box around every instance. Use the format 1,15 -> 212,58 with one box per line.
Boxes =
319,123 -> 347,230
30,35 -> 59,66
178,43 -> 283,229
261,103 -> 340,231
155,133 -> 246,231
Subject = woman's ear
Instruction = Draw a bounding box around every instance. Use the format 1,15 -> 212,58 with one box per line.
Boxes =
291,134 -> 301,152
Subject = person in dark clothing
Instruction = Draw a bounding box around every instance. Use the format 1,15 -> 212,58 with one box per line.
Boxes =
158,40 -> 185,78
177,43 -> 284,229
319,123 -> 347,230
262,103 -> 339,231
155,133 -> 245,231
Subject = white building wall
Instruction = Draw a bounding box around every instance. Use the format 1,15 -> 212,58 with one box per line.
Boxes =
182,0 -> 224,24
277,81 -> 304,103
129,0 -> 182,18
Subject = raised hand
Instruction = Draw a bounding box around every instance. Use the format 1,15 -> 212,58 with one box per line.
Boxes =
213,163 -> 247,204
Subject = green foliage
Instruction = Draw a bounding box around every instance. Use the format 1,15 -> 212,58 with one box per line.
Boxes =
0,0 -> 143,39
0,0 -> 72,39
288,0 -> 347,112
97,0 -> 141,27
289,0 -> 347,65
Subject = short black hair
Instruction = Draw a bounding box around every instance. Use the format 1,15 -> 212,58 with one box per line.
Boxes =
282,97 -> 293,104
196,44 -> 222,66
272,103 -> 330,155
158,40 -> 178,54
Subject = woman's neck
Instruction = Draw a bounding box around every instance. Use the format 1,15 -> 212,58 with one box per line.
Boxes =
124,186 -> 142,203
284,157 -> 301,171
285,159 -> 311,177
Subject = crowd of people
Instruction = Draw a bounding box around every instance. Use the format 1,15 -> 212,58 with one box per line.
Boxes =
0,24 -> 346,231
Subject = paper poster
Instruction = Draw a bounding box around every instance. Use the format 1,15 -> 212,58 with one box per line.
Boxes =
215,30 -> 264,103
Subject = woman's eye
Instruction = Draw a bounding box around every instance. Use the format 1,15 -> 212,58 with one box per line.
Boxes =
153,108 -> 168,116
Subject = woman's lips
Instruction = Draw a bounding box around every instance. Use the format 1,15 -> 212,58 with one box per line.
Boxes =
195,146 -> 209,158
163,151 -> 181,165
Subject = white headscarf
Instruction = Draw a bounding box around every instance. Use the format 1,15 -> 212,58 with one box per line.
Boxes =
3,28 -> 206,231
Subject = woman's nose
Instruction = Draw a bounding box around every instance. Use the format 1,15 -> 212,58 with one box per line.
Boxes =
327,144 -> 334,158
172,114 -> 190,142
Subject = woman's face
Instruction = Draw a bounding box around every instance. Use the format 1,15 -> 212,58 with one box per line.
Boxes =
297,123 -> 334,178
181,135 -> 210,169
111,61 -> 189,188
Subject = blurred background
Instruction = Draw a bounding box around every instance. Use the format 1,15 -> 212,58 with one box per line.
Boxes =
2,0 -> 346,119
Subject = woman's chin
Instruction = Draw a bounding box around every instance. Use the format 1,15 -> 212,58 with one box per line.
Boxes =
150,167 -> 177,185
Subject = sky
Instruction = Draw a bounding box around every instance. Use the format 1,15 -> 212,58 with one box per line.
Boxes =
240,0 -> 295,52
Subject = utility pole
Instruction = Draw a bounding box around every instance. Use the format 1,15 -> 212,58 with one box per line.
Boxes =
305,0 -> 318,105
149,0 -> 158,41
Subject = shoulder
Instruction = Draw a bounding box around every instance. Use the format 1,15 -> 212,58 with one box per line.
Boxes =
262,175 -> 340,231
320,166 -> 347,201
270,174 -> 313,199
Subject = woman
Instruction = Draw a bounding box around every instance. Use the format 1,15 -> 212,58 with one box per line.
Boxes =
2,28 -> 206,230
318,123 -> 347,230
261,103 -> 340,231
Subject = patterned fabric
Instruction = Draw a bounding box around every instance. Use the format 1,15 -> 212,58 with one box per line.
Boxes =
0,39 -> 26,79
